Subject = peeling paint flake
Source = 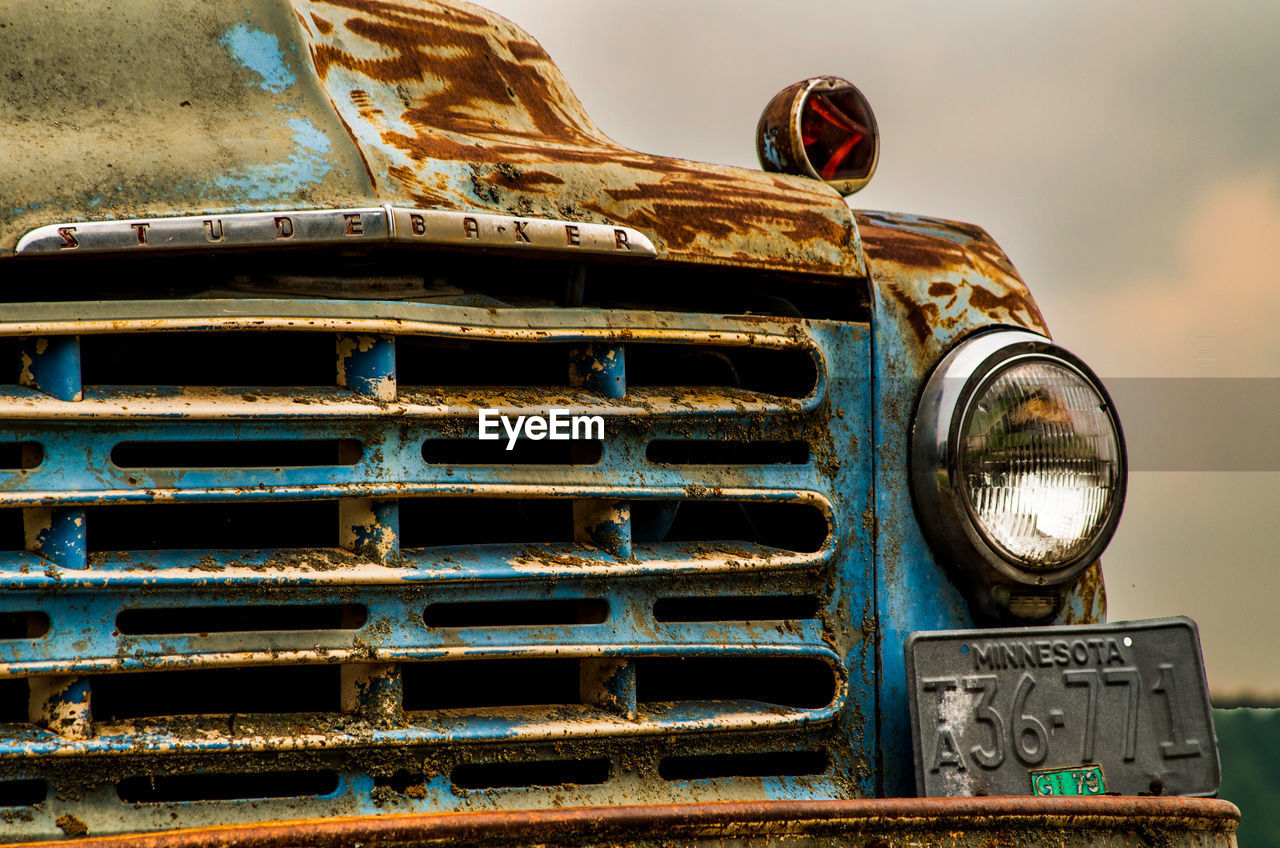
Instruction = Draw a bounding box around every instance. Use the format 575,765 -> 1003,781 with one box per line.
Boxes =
288,117 -> 332,154
213,117 -> 333,200
220,23 -> 297,93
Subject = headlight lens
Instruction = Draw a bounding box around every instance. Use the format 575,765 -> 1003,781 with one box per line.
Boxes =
959,359 -> 1123,567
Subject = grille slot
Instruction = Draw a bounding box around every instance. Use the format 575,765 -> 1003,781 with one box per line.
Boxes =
81,332 -> 336,387
659,750 -> 828,781
647,440 -> 810,465
586,268 -> 865,321
422,438 -> 602,466
116,604 -> 366,635
451,758 -> 609,790
402,659 -> 580,711
0,612 -> 49,639
399,499 -> 573,547
398,338 -> 577,387
91,666 -> 341,720
117,770 -> 340,803
636,658 -> 836,709
86,502 -> 340,551
0,509 -> 23,550
111,440 -> 362,469
0,679 -> 28,721
661,501 -> 828,553
424,599 -> 608,628
0,442 -> 42,470
0,338 -> 17,384
397,499 -> 827,551
0,779 -> 47,807
626,344 -> 817,398
654,595 -> 820,623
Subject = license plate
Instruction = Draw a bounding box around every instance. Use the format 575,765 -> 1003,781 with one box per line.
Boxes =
906,617 -> 1220,797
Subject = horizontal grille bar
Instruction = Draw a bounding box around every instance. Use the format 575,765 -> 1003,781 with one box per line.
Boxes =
0,299 -> 854,346
0,385 -> 815,419
0,483 -> 833,510
1,632 -> 832,678
0,441 -> 838,505
0,541 -> 828,590
0,694 -> 843,761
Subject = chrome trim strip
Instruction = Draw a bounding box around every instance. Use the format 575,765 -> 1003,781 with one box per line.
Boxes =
13,206 -> 658,258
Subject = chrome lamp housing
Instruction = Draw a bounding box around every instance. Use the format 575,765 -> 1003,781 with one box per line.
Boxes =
911,330 -> 1127,621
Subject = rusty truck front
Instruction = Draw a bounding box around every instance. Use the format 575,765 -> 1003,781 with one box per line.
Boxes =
0,1 -> 1237,845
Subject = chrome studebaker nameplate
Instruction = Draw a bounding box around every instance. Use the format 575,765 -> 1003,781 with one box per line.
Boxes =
13,206 -> 657,258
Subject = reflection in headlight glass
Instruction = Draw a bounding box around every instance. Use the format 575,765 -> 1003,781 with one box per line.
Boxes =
960,360 -> 1121,567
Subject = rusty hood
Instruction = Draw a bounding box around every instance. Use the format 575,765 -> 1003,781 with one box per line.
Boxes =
0,0 -> 862,276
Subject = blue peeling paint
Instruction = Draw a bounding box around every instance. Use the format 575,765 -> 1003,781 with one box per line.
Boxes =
220,23 -> 296,93
211,117 -> 332,200
760,132 -> 784,171
287,117 -> 332,154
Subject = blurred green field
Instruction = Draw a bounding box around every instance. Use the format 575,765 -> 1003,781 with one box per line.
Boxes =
1216,707 -> 1280,847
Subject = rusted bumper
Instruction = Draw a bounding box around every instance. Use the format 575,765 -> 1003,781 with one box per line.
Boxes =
4,797 -> 1239,848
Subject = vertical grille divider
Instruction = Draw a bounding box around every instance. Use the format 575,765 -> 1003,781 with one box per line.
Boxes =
19,335 -> 92,739
569,342 -> 637,719
336,334 -> 404,727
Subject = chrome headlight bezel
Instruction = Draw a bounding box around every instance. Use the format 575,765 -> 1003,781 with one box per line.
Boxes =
911,329 -> 1127,598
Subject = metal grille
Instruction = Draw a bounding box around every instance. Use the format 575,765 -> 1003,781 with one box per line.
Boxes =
0,289 -> 873,839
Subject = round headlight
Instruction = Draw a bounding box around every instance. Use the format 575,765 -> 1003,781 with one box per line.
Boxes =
912,331 -> 1126,612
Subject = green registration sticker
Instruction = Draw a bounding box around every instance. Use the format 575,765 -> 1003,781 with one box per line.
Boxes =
1029,764 -> 1107,796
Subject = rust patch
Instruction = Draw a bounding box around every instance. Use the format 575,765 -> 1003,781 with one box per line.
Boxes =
54,815 -> 88,838
857,218 -> 964,273
502,169 -> 565,189
1060,560 -> 1107,625
310,13 -> 334,35
857,213 -> 1023,277
888,284 -> 938,346
348,89 -> 384,122
293,0 -> 861,276
962,280 -> 1040,327
857,211 -> 1049,344
507,38 -> 551,63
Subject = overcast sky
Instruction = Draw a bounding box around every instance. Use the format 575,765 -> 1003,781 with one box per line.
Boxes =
480,0 -> 1280,698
